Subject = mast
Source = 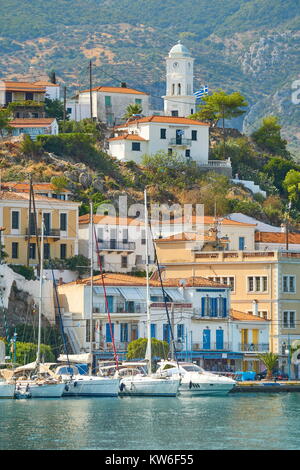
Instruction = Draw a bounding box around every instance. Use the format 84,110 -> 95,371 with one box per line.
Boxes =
144,189 -> 152,374
36,213 -> 44,370
89,201 -> 94,373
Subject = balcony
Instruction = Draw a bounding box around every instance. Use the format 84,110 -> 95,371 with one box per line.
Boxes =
169,138 -> 192,146
192,342 -> 231,351
239,343 -> 269,352
194,250 -> 300,263
25,228 -> 60,239
93,302 -> 146,314
97,240 -> 135,253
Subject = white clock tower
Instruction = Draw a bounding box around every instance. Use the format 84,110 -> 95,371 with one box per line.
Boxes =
163,41 -> 196,117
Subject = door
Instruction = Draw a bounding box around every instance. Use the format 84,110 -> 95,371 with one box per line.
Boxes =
203,329 -> 211,350
176,129 -> 182,144
163,324 -> 171,343
239,237 -> 245,250
216,329 -> 224,350
43,213 -> 51,235
106,323 -> 114,342
106,296 -> 114,313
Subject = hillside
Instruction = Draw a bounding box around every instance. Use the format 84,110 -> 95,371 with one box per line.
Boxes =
0,1 -> 299,154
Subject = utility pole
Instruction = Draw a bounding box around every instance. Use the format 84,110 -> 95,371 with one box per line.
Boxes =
89,60 -> 93,120
170,303 -> 175,360
63,86 -> 67,124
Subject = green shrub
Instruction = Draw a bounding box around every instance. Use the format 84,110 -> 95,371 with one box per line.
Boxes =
8,264 -> 35,280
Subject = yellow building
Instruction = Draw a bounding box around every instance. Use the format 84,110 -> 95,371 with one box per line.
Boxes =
155,233 -> 300,374
0,191 -> 80,265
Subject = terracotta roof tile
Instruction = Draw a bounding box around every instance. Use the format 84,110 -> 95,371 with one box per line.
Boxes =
79,214 -> 145,226
116,115 -> 209,127
0,191 -> 76,203
10,118 -> 55,128
159,215 -> 256,227
0,81 -> 45,92
70,273 -> 229,288
79,86 -> 147,95
255,231 -> 300,244
108,133 -> 147,142
230,309 -> 268,322
1,182 -> 69,193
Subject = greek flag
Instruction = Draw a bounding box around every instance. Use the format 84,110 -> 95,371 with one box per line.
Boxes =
194,86 -> 208,99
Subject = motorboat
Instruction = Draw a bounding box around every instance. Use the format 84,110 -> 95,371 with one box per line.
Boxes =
100,362 -> 180,397
156,360 -> 236,395
54,363 -> 120,397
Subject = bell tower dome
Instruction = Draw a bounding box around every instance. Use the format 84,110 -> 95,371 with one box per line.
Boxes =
163,41 -> 196,117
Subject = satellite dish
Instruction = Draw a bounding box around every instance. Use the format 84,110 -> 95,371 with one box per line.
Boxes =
292,340 -> 300,349
179,279 -> 186,287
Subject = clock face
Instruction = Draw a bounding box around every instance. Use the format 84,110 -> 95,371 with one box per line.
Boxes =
173,62 -> 179,68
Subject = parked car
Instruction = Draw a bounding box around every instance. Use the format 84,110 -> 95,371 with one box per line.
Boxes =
256,370 -> 289,381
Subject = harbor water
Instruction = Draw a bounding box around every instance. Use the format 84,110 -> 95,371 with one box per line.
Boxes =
1,393 -> 300,450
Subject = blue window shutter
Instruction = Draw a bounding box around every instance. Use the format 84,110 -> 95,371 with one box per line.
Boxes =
201,297 -> 205,316
151,323 -> 156,338
106,323 -> 114,342
203,329 -> 211,349
239,237 -> 245,250
216,329 -> 224,349
223,298 -> 227,317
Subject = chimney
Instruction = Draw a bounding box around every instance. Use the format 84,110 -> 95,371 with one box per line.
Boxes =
252,299 -> 258,316
121,82 -> 127,88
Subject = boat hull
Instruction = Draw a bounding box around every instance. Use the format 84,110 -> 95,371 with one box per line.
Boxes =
16,382 -> 65,398
0,383 -> 15,398
119,378 -> 180,397
63,377 -> 120,397
179,381 -> 235,396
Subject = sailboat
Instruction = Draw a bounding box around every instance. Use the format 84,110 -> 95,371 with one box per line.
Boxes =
115,190 -> 180,397
0,370 -> 15,398
55,202 -> 119,397
14,216 -> 65,398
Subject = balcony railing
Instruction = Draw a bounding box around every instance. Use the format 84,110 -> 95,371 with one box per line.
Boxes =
25,228 -> 60,238
93,302 -> 146,314
97,240 -> 135,251
192,342 -> 231,351
169,138 -> 192,146
238,343 -> 269,352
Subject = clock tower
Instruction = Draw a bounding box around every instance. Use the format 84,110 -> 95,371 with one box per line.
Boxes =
163,41 -> 196,117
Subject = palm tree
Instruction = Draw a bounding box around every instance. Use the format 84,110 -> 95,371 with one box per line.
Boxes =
258,352 -> 278,380
123,103 -> 143,119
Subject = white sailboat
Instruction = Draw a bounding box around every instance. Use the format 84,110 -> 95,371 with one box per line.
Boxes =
14,218 -> 65,398
0,373 -> 15,398
56,203 -> 119,397
156,360 -> 236,396
116,190 -> 180,397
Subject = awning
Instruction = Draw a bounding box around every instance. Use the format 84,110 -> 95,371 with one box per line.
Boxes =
118,287 -> 146,301
93,287 -> 120,295
164,288 -> 185,302
149,288 -> 165,296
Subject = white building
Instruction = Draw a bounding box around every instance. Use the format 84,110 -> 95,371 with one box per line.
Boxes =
57,273 -> 269,372
34,81 -> 60,100
9,118 -> 58,140
163,41 -> 196,118
78,214 -> 155,273
76,84 -> 149,126
108,115 -> 209,164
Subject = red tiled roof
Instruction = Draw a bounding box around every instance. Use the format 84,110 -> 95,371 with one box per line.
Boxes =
0,81 -> 45,92
230,309 -> 269,322
155,232 -> 229,243
79,86 -> 147,95
159,215 -> 256,227
0,191 -> 76,203
34,81 -> 59,87
108,133 -> 147,142
70,273 -> 229,288
255,231 -> 300,244
79,214 -> 145,226
10,118 -> 55,128
1,182 -> 69,193
115,115 -> 209,127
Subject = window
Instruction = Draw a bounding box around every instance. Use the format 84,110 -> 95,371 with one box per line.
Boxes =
177,324 -> 184,341
171,110 -> 178,117
150,324 -> 156,338
99,255 -> 105,268
208,276 -> 235,291
60,213 -> 67,231
120,323 -> 128,342
239,237 -> 245,250
122,229 -> 128,244
67,108 -> 72,114
43,213 -> 51,235
60,244 -> 67,260
248,276 -> 268,293
178,83 -> 181,95
25,92 -> 33,100
29,243 -> 36,260
190,108 -> 194,114
283,275 -> 296,293
132,142 -> 141,151
12,242 -> 18,259
283,311 -> 295,329
248,310 -> 269,320
135,98 -> 142,105
191,130 -> 197,141
172,84 -> 175,95
11,211 -> 19,230
168,148 -> 172,155
44,243 -> 50,260
121,256 -> 128,268
141,230 -> 146,245
97,228 -> 104,243
185,149 -> 191,158
105,96 -> 111,106
160,128 -> 166,139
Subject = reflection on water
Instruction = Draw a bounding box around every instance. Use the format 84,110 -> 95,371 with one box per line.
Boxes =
1,394 -> 300,450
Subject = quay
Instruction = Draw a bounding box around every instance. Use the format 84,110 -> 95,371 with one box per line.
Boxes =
231,381 -> 300,393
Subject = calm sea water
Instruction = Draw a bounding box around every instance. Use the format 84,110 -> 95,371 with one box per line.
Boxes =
1,393 -> 300,450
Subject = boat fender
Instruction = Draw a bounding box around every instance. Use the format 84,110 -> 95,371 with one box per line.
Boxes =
73,381 -> 77,387
189,381 -> 193,389
64,385 -> 69,392
119,382 -> 126,391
